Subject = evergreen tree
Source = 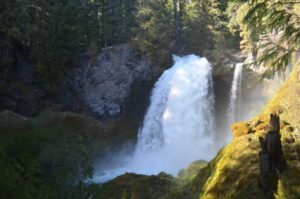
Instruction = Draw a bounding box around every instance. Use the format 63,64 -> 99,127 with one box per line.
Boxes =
133,0 -> 174,65
231,0 -> 300,72
0,0 -> 138,92
29,0 -> 86,92
183,0 -> 221,54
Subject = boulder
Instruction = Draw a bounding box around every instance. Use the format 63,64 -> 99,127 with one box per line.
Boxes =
93,172 -> 181,199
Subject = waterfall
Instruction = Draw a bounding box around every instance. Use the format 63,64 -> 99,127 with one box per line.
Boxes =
228,63 -> 243,126
91,55 -> 215,182
134,55 -> 215,174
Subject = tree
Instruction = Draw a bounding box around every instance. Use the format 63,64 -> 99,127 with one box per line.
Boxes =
99,0 -> 137,47
29,0 -> 86,92
182,0 -> 223,54
241,0 -> 300,72
133,0 -> 174,65
173,0 -> 182,44
0,0 -> 138,93
0,125 -> 94,198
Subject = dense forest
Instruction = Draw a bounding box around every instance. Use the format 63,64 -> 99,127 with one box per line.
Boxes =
0,0 -> 300,198
2,0 -> 299,90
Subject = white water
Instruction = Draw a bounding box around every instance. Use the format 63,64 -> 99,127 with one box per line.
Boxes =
228,63 -> 243,127
91,55 -> 216,182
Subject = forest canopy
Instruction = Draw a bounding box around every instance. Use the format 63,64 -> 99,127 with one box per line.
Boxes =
227,0 -> 300,72
2,0 -> 298,91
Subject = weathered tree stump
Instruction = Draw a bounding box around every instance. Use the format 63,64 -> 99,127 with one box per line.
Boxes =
258,114 -> 286,199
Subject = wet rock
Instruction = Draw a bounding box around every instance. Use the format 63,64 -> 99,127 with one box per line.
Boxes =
67,44 -> 156,118
106,103 -> 121,117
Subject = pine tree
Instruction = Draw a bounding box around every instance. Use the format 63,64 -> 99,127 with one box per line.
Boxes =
29,0 -> 86,92
182,0 -> 222,54
0,0 -> 138,92
240,0 -> 300,72
133,0 -> 174,65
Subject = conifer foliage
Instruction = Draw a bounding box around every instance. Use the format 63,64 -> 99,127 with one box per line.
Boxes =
226,0 -> 300,72
0,0 -> 138,92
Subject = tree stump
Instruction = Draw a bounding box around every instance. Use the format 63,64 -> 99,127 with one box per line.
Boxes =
258,114 -> 286,198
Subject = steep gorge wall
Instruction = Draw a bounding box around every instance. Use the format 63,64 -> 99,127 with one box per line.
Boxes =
66,44 -> 161,118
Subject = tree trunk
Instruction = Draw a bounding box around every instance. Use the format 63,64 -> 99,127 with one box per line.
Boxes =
173,0 -> 181,43
258,114 -> 286,199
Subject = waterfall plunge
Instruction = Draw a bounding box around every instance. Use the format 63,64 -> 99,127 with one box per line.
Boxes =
228,63 -> 243,126
92,55 -> 216,182
134,55 -> 215,174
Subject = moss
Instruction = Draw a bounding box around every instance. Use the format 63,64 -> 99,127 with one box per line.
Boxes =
231,121 -> 252,137
195,134 -> 263,199
254,123 -> 269,133
259,62 -> 300,197
275,180 -> 289,199
93,173 -> 178,199
178,160 -> 208,182
263,64 -> 300,128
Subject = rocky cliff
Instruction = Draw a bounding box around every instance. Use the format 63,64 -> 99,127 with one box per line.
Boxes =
0,43 -> 162,120
66,44 -> 161,118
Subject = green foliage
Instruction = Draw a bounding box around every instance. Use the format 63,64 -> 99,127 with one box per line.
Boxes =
229,0 -> 300,73
133,0 -> 174,65
182,0 -> 219,54
104,0 -> 137,46
0,0 -> 86,92
0,0 -> 138,93
133,0 -> 235,65
1,0 -> 241,88
29,0 -> 86,92
0,121 -> 94,198
0,0 -> 30,40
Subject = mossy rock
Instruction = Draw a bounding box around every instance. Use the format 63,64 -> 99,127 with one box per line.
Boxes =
268,105 -> 285,115
231,122 -> 252,138
256,114 -> 270,123
193,134 -> 264,199
93,173 -> 178,199
178,160 -> 208,182
254,122 -> 269,132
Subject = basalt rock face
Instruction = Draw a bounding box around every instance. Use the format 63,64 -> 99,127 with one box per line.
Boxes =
67,44 -> 158,118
